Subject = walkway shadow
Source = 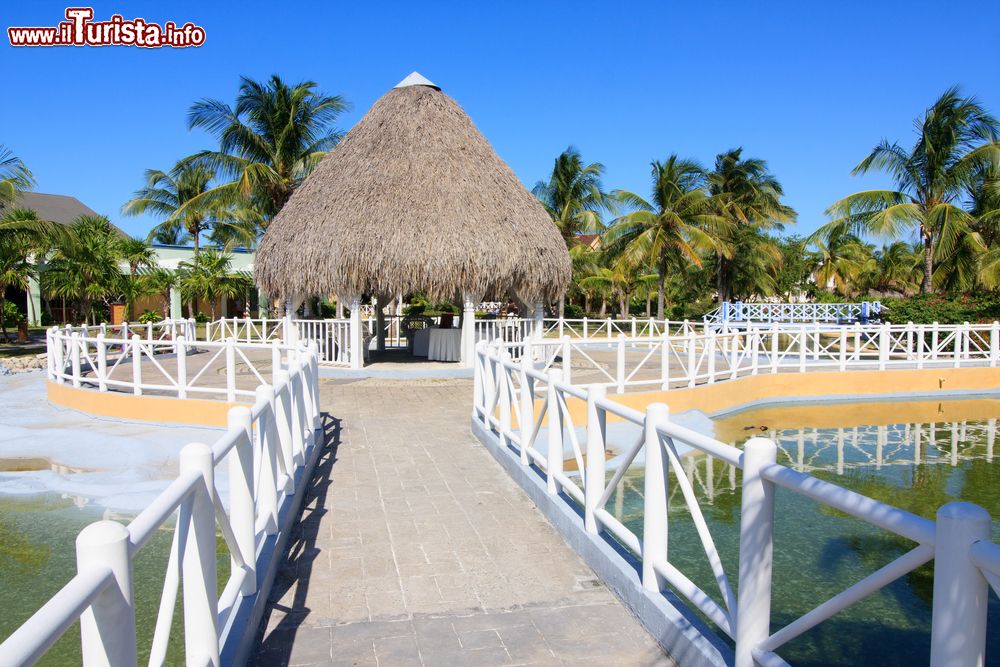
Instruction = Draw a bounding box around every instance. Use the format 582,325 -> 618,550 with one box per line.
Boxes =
251,412 -> 341,664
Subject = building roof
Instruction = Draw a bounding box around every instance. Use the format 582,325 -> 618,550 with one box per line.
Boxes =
255,74 -> 570,303
9,192 -> 99,225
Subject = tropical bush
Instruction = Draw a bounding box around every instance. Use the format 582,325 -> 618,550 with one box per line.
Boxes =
137,309 -> 162,324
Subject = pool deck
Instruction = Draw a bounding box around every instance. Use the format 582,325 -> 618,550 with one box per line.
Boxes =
252,377 -> 672,666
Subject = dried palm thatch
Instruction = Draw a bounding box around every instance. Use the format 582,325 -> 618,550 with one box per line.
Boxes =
255,73 -> 570,304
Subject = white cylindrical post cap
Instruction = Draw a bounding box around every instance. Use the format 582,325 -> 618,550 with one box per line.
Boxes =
76,520 -> 129,551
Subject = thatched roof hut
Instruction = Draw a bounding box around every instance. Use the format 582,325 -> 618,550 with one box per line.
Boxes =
255,72 -> 570,305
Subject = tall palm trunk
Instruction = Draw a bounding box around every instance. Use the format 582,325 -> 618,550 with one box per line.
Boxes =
716,255 -> 730,303
921,232 -> 934,294
656,256 -> 667,320
645,291 -> 651,318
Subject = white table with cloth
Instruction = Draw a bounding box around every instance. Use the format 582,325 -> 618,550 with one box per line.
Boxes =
427,328 -> 462,361
412,328 -> 432,357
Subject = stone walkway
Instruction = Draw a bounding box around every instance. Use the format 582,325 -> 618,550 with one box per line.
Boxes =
253,378 -> 672,666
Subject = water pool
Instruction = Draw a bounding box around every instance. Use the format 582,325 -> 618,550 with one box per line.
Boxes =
602,396 -> 1000,666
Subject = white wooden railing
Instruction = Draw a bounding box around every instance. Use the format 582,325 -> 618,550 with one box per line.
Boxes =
703,301 -> 883,324
474,324 -> 1000,667
518,321 -> 1000,394
47,327 -> 285,402
7,336 -> 322,666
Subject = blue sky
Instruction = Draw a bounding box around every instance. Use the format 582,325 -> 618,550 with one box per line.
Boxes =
3,0 -> 999,241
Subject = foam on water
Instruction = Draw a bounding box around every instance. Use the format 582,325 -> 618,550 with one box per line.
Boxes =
0,371 -> 224,511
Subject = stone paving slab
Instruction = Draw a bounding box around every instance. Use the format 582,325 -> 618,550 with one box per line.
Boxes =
252,379 -> 673,666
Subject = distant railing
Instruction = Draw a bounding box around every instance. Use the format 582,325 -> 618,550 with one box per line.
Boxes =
8,337 -> 322,666
474,328 -> 1000,667
704,301 -> 883,324
520,320 -> 999,394
48,326 -> 284,402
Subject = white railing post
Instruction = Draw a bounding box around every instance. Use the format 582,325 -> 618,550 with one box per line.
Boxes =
178,443 -> 220,667
660,329 -> 670,390
274,370 -> 296,495
906,321 -> 914,361
71,332 -> 81,388
992,321 -> 1000,368
929,502 -> 991,667
631,317 -> 637,337
798,328 -> 806,373
706,329 -> 716,383
642,403 -> 670,591
499,352 -> 512,450
77,521 -> 137,667
686,330 -> 696,388
839,327 -> 847,372
96,333 -> 107,392
519,362 -> 535,465
256,385 -> 280,533
131,334 -> 142,396
770,324 -> 779,374
225,338 -> 236,402
616,334 -> 626,393
546,369 -> 564,495
878,323 -> 889,370
52,328 -> 64,383
917,324 -> 926,369
750,327 -> 759,375
561,335 -> 572,385
473,341 -> 485,418
734,437 -> 777,667
483,343 -> 498,428
288,362 -> 306,467
584,384 -> 607,534
583,316 -> 589,338
177,336 -> 188,399
228,407 -> 257,596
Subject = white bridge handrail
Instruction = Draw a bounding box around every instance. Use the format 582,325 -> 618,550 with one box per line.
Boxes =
473,322 -> 998,667
5,335 -> 323,666
704,301 -> 883,324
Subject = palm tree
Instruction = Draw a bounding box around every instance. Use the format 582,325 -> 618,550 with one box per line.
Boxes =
812,228 -> 875,296
723,226 -> 784,300
183,75 -> 348,224
870,242 -> 922,294
177,249 -> 253,320
533,147 -> 613,316
122,163 -> 218,256
707,148 -> 795,302
117,237 -> 156,318
140,267 -> 178,318
0,146 -> 34,207
823,87 -> 1000,293
605,156 -> 725,318
0,236 -> 34,341
44,216 -> 127,324
533,147 -> 611,246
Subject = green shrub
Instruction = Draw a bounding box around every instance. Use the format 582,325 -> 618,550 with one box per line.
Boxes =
881,294 -> 1000,325
137,309 -> 162,324
2,301 -> 25,325
194,311 -> 211,323
319,302 -> 338,318
563,303 -> 583,318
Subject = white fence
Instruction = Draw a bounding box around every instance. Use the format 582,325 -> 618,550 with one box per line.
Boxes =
474,328 -> 1000,667
48,327 -> 285,402
517,321 -> 1000,394
6,337 -> 322,666
704,301 -> 883,324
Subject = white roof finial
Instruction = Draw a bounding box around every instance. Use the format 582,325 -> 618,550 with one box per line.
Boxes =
394,72 -> 440,90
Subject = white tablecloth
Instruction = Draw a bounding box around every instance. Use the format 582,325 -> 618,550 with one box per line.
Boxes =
428,328 -> 462,362
412,328 -> 431,357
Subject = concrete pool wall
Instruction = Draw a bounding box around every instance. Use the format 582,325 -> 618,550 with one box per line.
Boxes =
546,365 -> 1000,426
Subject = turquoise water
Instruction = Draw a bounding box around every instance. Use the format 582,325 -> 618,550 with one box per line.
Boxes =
0,493 -> 230,664
604,398 -> 1000,666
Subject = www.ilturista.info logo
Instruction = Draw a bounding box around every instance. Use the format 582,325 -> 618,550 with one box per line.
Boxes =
8,7 -> 205,48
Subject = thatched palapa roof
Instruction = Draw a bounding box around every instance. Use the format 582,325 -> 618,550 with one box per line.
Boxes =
255,72 -> 570,303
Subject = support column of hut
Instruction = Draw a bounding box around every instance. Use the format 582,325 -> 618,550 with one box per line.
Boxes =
461,293 -> 481,367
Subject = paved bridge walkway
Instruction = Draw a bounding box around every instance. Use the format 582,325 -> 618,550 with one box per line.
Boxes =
252,378 -> 671,666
